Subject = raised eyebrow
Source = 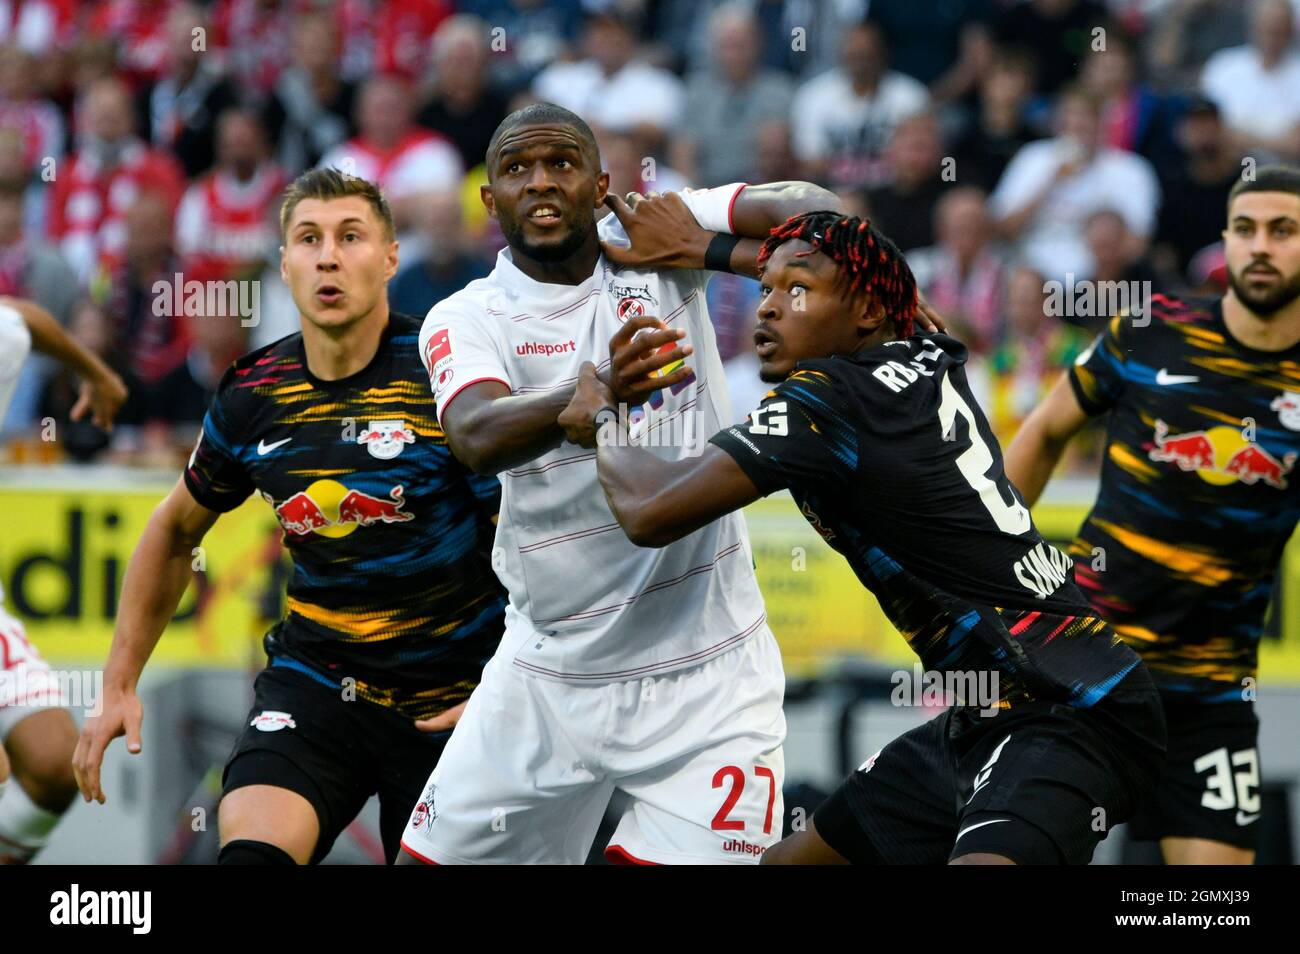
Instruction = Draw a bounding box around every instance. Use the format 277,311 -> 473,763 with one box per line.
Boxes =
498,142 -> 584,163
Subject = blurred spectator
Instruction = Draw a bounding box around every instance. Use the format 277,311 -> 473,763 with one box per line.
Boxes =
210,0 -> 293,99
990,86 -> 1159,280
370,0 -> 453,81
532,8 -> 683,139
863,112 -> 952,254
1153,96 -> 1241,280
100,192 -> 188,402
984,265 -> 1088,445
869,0 -> 996,96
0,44 -> 65,175
1080,33 -> 1181,166
752,119 -> 799,184
674,3 -> 793,188
175,108 -> 285,284
388,191 -> 489,318
790,18 -> 928,191
1083,208 -> 1157,330
0,178 -> 78,432
89,0 -> 175,89
0,181 -> 78,323
318,73 -> 462,234
37,299 -> 119,462
993,0 -> 1111,98
1147,0 -> 1247,92
460,0 -> 583,90
0,0 -> 78,55
143,1 -> 242,179
950,53 -> 1040,192
597,126 -> 689,198
262,10 -> 357,173
416,14 -> 510,171
906,187 -> 1006,357
48,77 -> 186,285
1200,0 -> 1300,160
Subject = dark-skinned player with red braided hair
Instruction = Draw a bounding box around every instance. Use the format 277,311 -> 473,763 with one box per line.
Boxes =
559,210 -> 1166,865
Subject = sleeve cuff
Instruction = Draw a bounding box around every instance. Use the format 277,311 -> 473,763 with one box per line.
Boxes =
708,427 -> 781,496
1067,367 -> 1108,417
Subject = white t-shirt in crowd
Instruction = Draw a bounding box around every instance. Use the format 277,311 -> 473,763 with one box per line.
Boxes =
989,137 -> 1161,280
1201,45 -> 1300,143
789,68 -> 928,187
318,133 -> 463,199
532,59 -> 684,133
419,184 -> 768,684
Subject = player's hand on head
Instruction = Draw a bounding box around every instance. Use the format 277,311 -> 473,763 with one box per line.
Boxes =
600,191 -> 711,270
914,292 -> 947,335
414,700 -> 467,733
71,368 -> 129,431
72,684 -> 144,804
606,314 -> 694,403
559,361 -> 618,448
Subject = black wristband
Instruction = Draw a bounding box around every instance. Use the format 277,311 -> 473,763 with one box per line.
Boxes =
705,232 -> 741,273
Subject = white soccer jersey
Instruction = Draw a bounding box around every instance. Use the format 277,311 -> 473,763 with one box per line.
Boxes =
0,300 -> 31,428
418,184 -> 768,683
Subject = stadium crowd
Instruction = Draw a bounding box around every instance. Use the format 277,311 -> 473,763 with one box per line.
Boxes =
0,0 -> 1297,470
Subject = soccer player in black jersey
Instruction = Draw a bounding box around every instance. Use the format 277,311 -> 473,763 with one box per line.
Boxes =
559,210 -> 1166,865
72,169 -> 506,865
1005,166 -> 1300,864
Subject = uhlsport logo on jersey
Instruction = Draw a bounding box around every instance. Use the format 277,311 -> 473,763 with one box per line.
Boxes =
266,480 -> 415,537
357,419 -> 415,459
1149,419 -> 1296,489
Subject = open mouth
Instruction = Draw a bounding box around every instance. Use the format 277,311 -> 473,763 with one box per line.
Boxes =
316,284 -> 343,305
526,203 -> 563,227
754,327 -> 780,359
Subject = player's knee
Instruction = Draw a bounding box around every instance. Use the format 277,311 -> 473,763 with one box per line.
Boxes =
13,762 -> 78,814
218,839 -> 298,865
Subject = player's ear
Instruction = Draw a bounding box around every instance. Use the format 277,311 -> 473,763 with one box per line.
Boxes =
480,183 -> 497,221
856,298 -> 887,336
593,170 -> 610,209
384,239 -> 400,282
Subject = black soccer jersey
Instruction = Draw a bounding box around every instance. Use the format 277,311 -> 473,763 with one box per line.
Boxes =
184,313 -> 506,720
711,334 -> 1142,709
1068,293 -> 1300,701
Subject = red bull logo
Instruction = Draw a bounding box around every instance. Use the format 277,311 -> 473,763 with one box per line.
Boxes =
1149,420 -> 1295,489
269,479 -> 414,538
357,419 -> 416,460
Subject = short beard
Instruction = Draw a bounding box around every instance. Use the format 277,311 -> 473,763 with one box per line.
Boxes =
499,214 -> 592,263
1228,265 -> 1300,317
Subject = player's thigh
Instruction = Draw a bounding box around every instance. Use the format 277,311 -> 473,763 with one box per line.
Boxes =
606,634 -> 788,865
218,784 -> 320,865
953,686 -> 1164,865
221,667 -> 375,864
811,712 -> 959,865
1131,701 -> 1260,859
1161,837 -> 1255,865
400,654 -> 614,865
4,707 -> 78,810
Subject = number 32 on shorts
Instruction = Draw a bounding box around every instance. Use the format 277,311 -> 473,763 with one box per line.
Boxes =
711,765 -> 778,833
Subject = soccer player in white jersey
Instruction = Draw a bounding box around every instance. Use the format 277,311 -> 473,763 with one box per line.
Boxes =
0,297 -> 126,862
398,103 -> 927,865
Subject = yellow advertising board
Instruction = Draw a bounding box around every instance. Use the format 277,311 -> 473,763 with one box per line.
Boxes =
2,478 -> 1298,683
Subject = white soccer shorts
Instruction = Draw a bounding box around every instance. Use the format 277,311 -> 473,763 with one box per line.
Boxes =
401,627 -> 786,865
0,609 -> 65,739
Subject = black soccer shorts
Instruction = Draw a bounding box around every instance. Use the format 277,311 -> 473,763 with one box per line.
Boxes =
814,664 -> 1167,865
222,661 -> 451,864
1126,698 -> 1260,851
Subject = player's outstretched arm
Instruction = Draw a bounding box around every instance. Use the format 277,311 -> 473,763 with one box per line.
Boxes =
72,478 -> 219,804
558,362 -> 762,547
1003,372 -> 1091,507
443,315 -> 696,474
3,296 -> 127,430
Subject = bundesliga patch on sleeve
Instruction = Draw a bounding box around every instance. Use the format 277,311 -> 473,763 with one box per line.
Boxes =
424,328 -> 455,393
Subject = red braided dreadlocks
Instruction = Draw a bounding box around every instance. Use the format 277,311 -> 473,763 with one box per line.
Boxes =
757,210 -> 918,338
